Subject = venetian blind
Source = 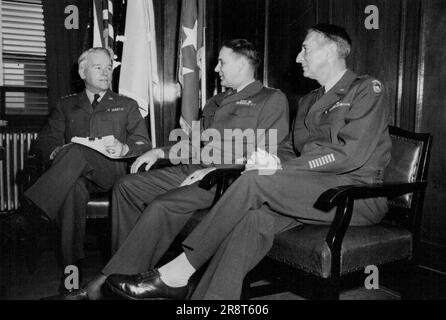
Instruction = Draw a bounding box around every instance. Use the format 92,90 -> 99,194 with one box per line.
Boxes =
1,0 -> 48,115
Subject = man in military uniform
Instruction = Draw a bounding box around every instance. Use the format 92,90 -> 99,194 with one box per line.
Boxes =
103,24 -> 392,300
108,39 -> 290,254
58,39 -> 289,300
22,47 -> 151,286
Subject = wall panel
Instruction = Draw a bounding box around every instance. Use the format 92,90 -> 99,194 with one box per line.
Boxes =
329,0 -> 402,125
418,0 -> 446,271
267,0 -> 320,117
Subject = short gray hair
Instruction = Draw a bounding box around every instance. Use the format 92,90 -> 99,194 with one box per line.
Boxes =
78,47 -> 114,70
309,24 -> 352,59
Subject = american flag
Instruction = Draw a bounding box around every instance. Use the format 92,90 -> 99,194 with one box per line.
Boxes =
93,0 -> 114,50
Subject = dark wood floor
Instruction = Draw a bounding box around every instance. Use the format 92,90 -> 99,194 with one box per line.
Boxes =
1,213 -> 445,300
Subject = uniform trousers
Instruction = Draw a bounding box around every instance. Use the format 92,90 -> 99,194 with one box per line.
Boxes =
103,163 -> 215,275
101,169 -> 386,300
109,163 -> 209,254
24,144 -> 127,266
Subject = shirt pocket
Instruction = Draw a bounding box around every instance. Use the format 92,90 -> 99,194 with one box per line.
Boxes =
228,106 -> 257,117
317,105 -> 349,144
319,104 -> 349,125
97,112 -> 125,136
225,106 -> 257,131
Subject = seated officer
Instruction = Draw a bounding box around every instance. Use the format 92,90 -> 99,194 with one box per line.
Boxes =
102,24 -> 392,300
54,38 -> 290,300
21,47 -> 151,291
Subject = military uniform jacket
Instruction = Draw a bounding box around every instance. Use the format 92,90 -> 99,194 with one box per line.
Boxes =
165,80 -> 289,166
34,89 -> 151,161
278,69 -> 391,180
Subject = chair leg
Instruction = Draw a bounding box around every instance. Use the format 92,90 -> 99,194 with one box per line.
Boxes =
241,277 -> 251,300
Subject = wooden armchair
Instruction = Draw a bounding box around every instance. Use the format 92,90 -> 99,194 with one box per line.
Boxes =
198,126 -> 433,299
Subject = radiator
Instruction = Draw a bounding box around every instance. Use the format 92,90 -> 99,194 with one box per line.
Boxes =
0,130 -> 38,213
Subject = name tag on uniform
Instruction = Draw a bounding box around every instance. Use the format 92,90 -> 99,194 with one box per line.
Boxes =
236,100 -> 255,106
106,107 -> 125,112
323,102 -> 350,114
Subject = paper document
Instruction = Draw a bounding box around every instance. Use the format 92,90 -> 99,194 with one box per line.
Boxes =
71,135 -> 131,159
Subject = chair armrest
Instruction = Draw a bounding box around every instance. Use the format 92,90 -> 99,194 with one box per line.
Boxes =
198,165 -> 245,190
315,181 -> 428,211
313,180 -> 427,264
199,165 -> 245,205
132,158 -> 178,173
150,158 -> 174,170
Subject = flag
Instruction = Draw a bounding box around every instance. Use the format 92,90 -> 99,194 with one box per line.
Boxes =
118,0 -> 159,147
93,0 -> 114,49
178,0 -> 206,134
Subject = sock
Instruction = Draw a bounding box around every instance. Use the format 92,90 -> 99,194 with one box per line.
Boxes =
158,253 -> 196,287
86,274 -> 107,300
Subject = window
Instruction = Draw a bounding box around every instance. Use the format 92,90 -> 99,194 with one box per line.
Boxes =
0,0 -> 48,116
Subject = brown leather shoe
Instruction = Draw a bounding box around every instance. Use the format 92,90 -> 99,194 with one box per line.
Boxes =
105,269 -> 188,300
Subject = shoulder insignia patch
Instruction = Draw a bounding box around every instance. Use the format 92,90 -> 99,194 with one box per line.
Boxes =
372,80 -> 382,93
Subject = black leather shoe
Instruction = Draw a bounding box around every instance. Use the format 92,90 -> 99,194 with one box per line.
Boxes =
105,269 -> 189,300
41,288 -> 90,300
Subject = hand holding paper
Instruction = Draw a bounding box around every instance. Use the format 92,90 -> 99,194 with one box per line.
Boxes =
71,135 -> 128,159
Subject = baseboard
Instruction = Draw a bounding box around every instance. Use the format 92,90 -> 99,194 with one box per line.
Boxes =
419,241 -> 446,274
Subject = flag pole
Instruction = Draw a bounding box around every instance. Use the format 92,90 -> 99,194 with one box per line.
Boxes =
147,48 -> 157,148
200,0 -> 207,109
145,6 -> 157,148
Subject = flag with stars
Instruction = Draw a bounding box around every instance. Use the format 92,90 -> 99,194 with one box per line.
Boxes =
178,0 -> 205,133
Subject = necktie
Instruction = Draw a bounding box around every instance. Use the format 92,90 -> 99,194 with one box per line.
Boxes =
92,94 -> 100,109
